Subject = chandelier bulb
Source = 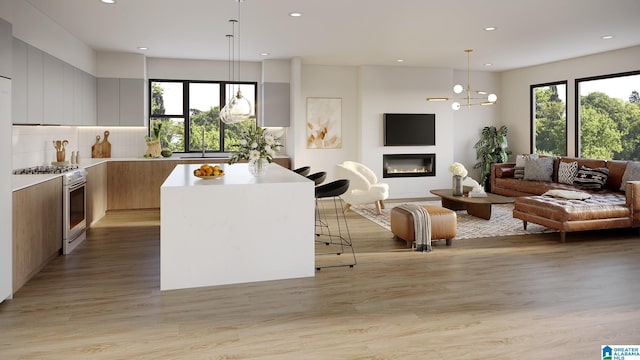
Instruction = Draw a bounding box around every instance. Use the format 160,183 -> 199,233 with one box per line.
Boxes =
451,102 -> 461,111
453,84 -> 464,94
488,93 -> 498,103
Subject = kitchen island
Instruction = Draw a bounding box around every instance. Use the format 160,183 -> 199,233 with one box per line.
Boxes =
160,163 -> 315,291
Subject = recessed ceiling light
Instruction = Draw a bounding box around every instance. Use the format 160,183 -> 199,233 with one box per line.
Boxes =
602,35 -> 614,40
137,47 -> 148,51
484,63 -> 493,67
260,52 -> 270,56
396,59 -> 405,63
484,26 -> 497,31
289,12 -> 302,17
100,0 -> 116,4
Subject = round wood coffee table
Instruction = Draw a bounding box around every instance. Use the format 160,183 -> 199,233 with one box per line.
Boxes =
430,189 -> 514,220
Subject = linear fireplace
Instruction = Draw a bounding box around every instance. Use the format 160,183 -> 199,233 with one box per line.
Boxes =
383,153 -> 436,178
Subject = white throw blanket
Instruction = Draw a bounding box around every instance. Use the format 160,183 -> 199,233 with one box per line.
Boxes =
397,203 -> 432,252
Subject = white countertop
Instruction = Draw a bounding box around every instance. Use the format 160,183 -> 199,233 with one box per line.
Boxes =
162,163 -> 309,188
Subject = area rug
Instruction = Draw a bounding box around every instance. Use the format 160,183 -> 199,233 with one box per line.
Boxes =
351,201 -> 556,240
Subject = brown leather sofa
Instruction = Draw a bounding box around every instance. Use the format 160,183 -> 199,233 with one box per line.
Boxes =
491,157 -> 640,242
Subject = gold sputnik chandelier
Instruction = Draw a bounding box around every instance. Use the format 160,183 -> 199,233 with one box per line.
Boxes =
426,49 -> 497,110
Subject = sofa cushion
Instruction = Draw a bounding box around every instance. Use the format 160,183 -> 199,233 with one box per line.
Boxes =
606,160 -> 627,190
515,154 -> 538,167
573,166 -> 609,190
619,161 -> 640,191
524,156 -> 554,182
558,161 -> 578,184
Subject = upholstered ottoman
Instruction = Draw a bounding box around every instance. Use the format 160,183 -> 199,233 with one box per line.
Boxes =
390,205 -> 457,247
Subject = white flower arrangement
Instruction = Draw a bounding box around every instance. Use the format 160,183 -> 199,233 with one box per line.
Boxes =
448,162 -> 468,177
228,127 -> 282,164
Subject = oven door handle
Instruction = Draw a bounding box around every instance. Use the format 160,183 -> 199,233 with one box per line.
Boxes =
67,181 -> 86,192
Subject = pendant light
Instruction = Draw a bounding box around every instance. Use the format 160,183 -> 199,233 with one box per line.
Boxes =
426,49 -> 497,110
220,0 -> 252,124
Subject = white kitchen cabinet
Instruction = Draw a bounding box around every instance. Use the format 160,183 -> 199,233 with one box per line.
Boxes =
97,77 -> 146,126
0,18 -> 11,78
27,45 -> 43,124
62,63 -> 74,125
82,71 -> 97,125
97,78 -> 119,126
73,67 -> 82,124
260,82 -> 290,127
12,38 -> 27,124
119,78 -> 145,126
44,53 -> 64,125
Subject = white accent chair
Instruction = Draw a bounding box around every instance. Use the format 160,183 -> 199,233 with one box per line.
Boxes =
335,161 -> 390,214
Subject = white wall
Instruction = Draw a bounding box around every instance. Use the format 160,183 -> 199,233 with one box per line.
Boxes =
147,58 -> 261,82
501,45 -> 640,157
297,64 -> 500,199
297,65 -> 359,181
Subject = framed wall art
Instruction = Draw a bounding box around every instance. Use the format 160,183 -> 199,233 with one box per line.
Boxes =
306,97 -> 342,149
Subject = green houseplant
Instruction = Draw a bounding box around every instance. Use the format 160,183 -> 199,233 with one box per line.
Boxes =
473,125 -> 511,191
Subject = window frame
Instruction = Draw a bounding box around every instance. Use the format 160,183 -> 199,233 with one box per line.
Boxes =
574,70 -> 640,157
148,79 -> 257,154
529,80 -> 568,155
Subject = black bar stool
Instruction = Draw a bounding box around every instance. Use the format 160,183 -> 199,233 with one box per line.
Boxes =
314,179 -> 356,270
293,166 -> 311,176
306,171 -> 326,185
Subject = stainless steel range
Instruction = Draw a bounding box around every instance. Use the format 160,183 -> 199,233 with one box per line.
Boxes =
13,165 -> 87,254
62,169 -> 87,254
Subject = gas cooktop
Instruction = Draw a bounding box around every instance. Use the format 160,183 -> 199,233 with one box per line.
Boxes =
13,165 -> 80,175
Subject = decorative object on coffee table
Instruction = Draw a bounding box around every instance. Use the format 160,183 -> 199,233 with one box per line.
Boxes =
448,162 -> 468,196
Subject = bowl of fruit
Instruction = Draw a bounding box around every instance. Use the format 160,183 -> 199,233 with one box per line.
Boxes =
193,164 -> 224,179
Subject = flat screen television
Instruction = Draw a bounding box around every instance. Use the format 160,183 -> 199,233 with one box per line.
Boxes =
383,113 -> 436,146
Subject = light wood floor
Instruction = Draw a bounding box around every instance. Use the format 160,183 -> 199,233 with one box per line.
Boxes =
1,203 -> 640,359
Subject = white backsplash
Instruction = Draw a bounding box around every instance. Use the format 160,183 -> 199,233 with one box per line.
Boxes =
12,125 -> 147,169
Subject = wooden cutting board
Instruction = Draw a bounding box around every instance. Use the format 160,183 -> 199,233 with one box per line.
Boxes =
101,131 -> 112,158
91,135 -> 102,158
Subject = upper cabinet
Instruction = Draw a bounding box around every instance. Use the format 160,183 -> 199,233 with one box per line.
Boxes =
12,38 -> 97,125
0,18 -> 11,78
97,77 -> 146,126
260,82 -> 290,127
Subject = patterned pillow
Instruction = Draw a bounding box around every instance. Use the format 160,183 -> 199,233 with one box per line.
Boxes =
558,161 -> 578,184
573,166 -> 609,190
619,161 -> 640,191
523,156 -> 554,182
514,166 -> 525,179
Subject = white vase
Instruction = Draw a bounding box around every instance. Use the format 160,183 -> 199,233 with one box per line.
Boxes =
248,158 -> 269,177
452,175 -> 463,196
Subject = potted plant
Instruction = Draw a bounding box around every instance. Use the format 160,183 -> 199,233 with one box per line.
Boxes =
473,125 -> 511,191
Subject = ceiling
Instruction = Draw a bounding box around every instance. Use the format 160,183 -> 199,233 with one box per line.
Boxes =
25,0 -> 640,72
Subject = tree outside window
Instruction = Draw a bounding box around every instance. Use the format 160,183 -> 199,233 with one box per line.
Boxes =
531,81 -> 567,156
149,80 -> 256,154
577,71 -> 640,160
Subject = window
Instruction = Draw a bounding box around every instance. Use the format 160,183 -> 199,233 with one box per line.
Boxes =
576,71 -> 640,160
149,80 -> 257,153
530,81 -> 567,156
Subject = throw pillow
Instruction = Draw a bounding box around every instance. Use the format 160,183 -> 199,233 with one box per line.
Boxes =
514,166 -> 525,179
558,161 -> 579,185
619,161 -> 640,191
515,154 -> 539,168
542,189 -> 591,200
573,166 -> 609,190
523,156 -> 554,182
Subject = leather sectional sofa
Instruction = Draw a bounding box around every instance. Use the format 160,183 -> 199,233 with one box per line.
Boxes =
491,156 -> 640,242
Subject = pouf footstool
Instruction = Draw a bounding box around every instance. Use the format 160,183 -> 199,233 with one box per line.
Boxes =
390,205 -> 457,247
